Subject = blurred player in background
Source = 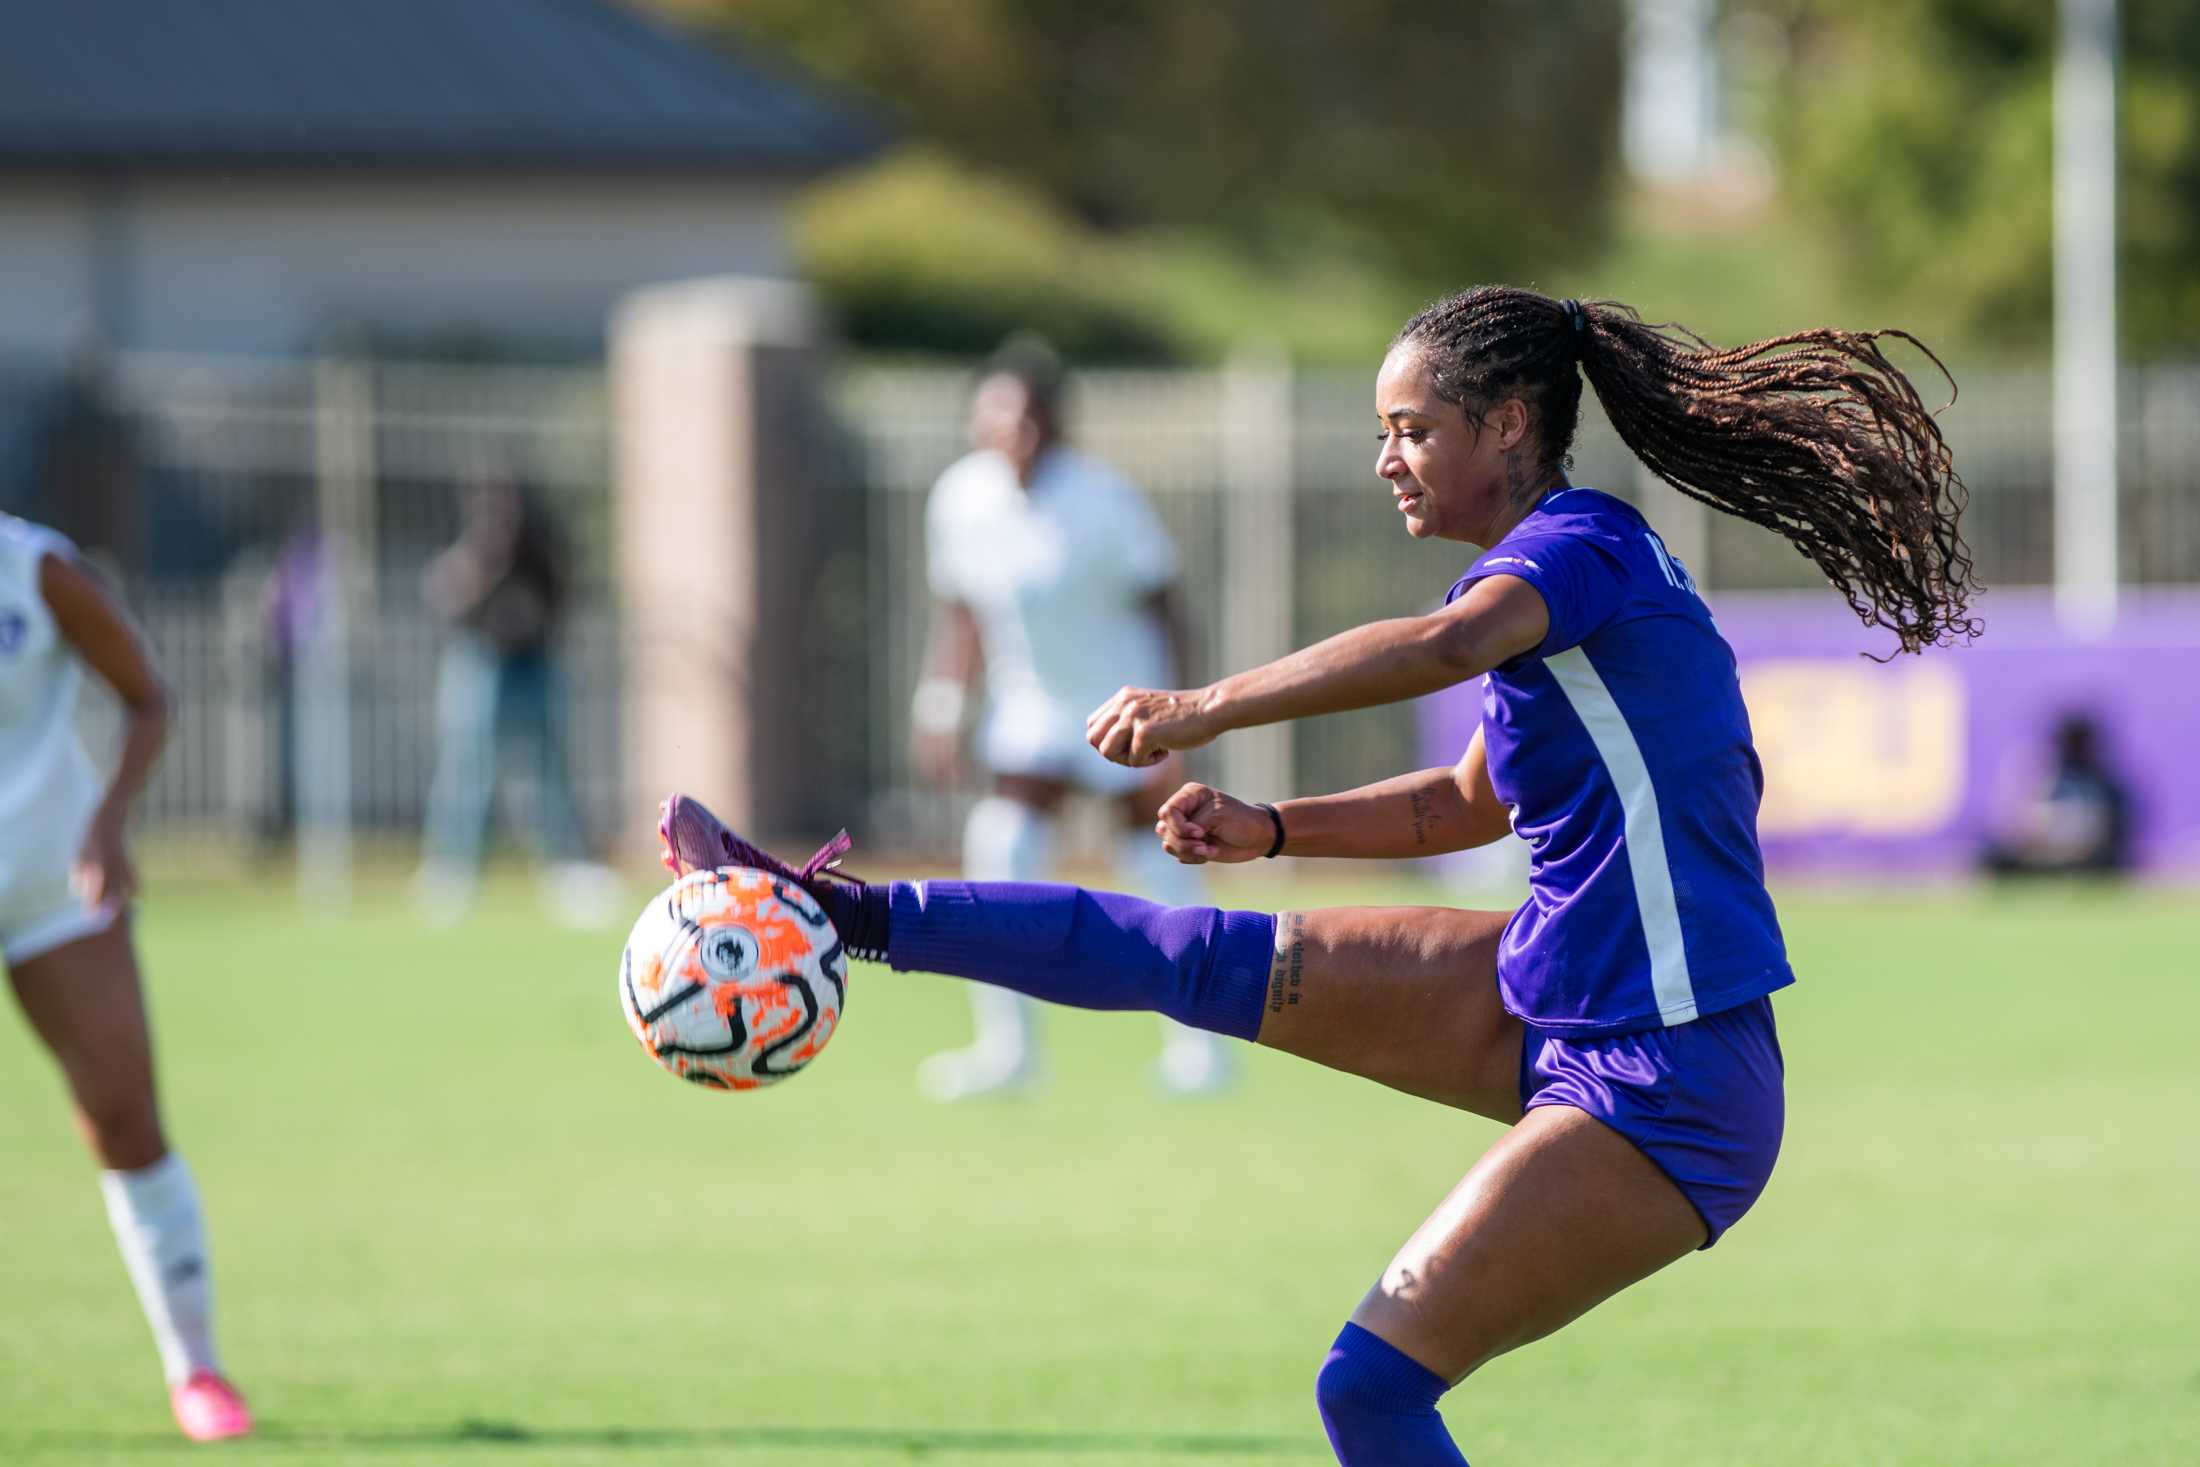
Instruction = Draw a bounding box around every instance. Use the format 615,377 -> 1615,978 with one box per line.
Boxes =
909,339 -> 1227,1099
0,513 -> 252,1442
415,473 -> 617,926
660,286 -> 1979,1464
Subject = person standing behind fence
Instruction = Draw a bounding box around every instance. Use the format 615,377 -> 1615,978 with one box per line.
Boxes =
414,475 -> 615,926
0,512 -> 253,1441
254,508 -> 323,852
908,340 -> 1229,1099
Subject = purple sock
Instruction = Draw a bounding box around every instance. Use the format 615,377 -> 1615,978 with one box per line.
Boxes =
1315,1323 -> 1467,1465
813,881 -> 889,963
832,880 -> 1274,1042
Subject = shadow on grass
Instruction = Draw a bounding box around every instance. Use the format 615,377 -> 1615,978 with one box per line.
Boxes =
9,1417 -> 1325,1458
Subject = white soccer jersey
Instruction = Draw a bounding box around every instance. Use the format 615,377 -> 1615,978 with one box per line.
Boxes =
926,447 -> 1178,784
0,515 -> 101,946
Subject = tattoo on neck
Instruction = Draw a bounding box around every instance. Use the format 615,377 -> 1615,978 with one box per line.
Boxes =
1503,449 -> 1531,506
1267,911 -> 1307,1014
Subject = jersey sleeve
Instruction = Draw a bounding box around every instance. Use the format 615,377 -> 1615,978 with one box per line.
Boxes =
3,517 -> 77,587
1449,531 -> 1630,659
922,475 -> 968,603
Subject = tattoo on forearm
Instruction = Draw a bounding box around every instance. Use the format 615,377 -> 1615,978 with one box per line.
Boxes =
1407,788 -> 1438,847
1267,911 -> 1308,1014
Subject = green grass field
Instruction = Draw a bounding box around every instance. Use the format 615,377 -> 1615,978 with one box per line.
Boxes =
3,869 -> 2195,1465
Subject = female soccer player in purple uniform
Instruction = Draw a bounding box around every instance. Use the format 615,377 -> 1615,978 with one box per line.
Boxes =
660,286 -> 1977,1464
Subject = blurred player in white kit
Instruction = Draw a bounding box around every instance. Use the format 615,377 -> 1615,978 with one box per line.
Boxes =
0,513 -> 251,1441
911,341 -> 1229,1100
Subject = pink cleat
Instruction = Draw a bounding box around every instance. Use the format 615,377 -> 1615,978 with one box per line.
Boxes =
657,792 -> 745,877
170,1370 -> 253,1442
655,793 -> 855,890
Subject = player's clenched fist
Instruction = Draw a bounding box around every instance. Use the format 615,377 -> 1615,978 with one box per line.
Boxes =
1153,782 -> 1272,864
1085,685 -> 1220,767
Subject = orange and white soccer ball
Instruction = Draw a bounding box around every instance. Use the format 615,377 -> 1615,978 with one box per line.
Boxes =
618,866 -> 847,1091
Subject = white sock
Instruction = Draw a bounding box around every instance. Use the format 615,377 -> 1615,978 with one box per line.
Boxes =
958,796 -> 1057,1064
1114,830 -> 1229,1065
99,1152 -> 221,1385
965,795 -> 1059,881
1113,825 -> 1205,907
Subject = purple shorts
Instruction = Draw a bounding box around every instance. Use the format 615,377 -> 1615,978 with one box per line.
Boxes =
1519,996 -> 1785,1247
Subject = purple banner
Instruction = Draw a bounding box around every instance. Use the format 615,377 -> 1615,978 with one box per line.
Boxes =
1419,590 -> 2200,875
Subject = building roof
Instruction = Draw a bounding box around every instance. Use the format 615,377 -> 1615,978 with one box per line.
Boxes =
0,0 -> 883,173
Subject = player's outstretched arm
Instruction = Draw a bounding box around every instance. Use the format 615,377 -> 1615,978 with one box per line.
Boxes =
1156,727 -> 1512,863
1087,574 -> 1547,767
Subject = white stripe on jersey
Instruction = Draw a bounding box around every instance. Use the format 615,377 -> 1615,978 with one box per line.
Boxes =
1544,647 -> 1699,1024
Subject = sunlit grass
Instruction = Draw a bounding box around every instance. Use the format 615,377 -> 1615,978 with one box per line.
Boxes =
2,873 -> 2190,1464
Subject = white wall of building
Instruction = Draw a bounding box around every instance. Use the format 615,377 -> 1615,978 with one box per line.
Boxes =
0,173 -> 796,360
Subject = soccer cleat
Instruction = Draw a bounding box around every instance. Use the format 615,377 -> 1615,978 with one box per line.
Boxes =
657,792 -> 743,878
655,794 -> 880,958
1153,1030 -> 1235,1098
540,859 -> 624,930
657,793 -> 853,888
170,1370 -> 253,1442
916,1044 -> 1043,1102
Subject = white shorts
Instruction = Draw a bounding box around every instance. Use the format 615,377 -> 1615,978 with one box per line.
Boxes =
0,797 -> 116,967
0,871 -> 116,966
980,714 -> 1155,797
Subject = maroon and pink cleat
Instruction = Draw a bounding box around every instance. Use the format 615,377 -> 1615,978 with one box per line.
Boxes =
656,794 -> 854,889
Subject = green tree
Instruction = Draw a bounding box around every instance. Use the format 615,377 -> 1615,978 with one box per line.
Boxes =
681,0 -> 1626,288
1741,0 -> 2200,355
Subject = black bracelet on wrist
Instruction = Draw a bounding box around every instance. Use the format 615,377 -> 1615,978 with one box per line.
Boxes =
1255,801 -> 1287,859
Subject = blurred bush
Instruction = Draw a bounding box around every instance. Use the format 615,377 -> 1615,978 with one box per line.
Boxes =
794,149 -> 1427,363
793,149 -> 1181,361
688,0 -> 1625,305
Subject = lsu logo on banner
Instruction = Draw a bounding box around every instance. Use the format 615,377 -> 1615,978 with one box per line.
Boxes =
1740,658 -> 1967,837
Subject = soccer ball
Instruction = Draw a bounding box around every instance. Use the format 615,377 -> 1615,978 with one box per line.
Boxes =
618,866 -> 848,1091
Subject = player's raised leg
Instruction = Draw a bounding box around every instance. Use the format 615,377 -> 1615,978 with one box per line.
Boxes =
657,795 -> 1525,1119
1251,905 -> 1520,1120
1317,1106 -> 1706,1463
7,923 -> 253,1443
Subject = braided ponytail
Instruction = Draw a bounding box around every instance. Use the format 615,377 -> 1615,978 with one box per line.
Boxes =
1395,287 -> 1981,654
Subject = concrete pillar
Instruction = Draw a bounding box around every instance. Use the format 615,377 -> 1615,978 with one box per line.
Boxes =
611,277 -> 832,848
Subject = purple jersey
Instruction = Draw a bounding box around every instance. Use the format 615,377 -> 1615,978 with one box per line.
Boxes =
1449,488 -> 1793,1036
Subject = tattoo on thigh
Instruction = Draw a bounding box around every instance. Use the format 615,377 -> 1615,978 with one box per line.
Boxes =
1268,912 -> 1307,1014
